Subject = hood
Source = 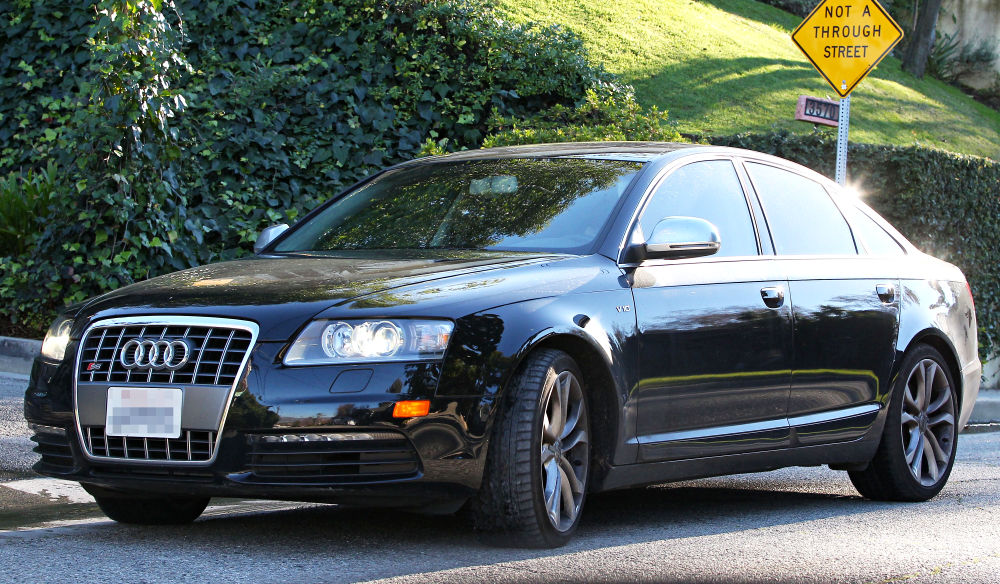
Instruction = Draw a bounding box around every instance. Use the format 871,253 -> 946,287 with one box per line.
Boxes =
75,251 -> 562,340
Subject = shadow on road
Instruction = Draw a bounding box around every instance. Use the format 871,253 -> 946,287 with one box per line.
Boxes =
2,477 -> 900,582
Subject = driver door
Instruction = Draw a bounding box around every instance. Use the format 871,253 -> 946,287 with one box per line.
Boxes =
630,159 -> 794,462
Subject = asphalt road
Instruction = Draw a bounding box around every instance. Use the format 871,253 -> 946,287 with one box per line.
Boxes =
0,373 -> 34,481
1,369 -> 998,583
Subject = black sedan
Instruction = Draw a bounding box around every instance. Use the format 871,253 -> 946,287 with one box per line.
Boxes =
25,142 -> 981,548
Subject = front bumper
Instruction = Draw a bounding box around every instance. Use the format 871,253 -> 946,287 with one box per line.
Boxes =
24,340 -> 491,506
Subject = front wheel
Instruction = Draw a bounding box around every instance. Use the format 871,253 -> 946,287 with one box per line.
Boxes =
473,349 -> 591,548
849,345 -> 958,501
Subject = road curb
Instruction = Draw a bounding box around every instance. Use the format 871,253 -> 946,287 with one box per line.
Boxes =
0,336 -> 41,378
970,389 -> 1000,424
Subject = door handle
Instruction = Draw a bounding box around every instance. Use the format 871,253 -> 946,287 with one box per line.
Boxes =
876,283 -> 896,304
760,286 -> 785,309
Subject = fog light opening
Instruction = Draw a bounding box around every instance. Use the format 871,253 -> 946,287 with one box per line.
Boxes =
393,400 -> 431,418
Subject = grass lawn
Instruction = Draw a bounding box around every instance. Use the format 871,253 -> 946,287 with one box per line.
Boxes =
498,0 -> 1000,159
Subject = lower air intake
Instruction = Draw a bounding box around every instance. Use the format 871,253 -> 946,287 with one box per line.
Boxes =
84,426 -> 215,462
245,430 -> 420,483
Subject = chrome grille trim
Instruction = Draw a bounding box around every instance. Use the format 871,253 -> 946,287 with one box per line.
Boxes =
73,315 -> 260,466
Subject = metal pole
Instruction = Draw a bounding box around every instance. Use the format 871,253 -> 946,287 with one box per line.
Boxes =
835,94 -> 851,185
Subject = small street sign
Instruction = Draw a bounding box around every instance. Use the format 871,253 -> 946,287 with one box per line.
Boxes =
791,0 -> 903,98
795,96 -> 839,126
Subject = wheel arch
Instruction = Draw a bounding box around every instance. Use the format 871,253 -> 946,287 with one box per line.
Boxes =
533,333 -> 620,487
493,326 -> 627,490
897,329 -> 964,412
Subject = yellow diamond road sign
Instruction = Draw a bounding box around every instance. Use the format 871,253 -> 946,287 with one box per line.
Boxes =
792,0 -> 903,98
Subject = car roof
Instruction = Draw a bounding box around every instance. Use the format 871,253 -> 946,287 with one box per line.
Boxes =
401,141 -> 704,164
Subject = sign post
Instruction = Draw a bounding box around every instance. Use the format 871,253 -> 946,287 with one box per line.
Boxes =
791,0 -> 902,185
835,95 -> 850,185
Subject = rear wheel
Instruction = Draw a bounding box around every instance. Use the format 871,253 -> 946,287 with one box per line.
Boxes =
849,345 -> 958,501
473,349 -> 590,548
88,489 -> 210,525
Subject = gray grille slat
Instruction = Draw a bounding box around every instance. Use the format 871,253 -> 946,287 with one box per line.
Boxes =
106,327 -> 127,382
191,328 -> 212,385
83,427 -> 214,462
214,330 -> 236,386
89,329 -> 109,382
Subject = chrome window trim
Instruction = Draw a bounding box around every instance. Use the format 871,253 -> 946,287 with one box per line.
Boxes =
73,315 -> 260,467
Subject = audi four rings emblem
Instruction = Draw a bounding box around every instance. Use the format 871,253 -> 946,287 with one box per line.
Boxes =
119,338 -> 193,370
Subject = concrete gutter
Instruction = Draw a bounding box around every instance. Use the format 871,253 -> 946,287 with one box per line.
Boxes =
0,336 -> 41,378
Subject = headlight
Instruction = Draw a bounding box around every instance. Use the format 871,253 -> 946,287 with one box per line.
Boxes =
284,319 -> 454,366
40,315 -> 74,362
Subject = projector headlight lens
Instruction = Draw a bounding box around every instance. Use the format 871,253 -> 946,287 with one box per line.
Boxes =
285,319 -> 453,365
40,315 -> 74,362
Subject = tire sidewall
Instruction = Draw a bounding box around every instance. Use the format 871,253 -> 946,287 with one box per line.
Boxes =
882,345 -> 959,500
526,352 -> 589,546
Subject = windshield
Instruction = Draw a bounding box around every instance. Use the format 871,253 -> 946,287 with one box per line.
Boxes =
273,158 -> 644,254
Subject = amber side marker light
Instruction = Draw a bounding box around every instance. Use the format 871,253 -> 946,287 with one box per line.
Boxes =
393,400 -> 431,418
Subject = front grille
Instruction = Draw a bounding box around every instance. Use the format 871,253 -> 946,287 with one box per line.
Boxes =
84,426 -> 214,462
246,431 -> 420,483
78,324 -> 253,387
31,428 -> 75,472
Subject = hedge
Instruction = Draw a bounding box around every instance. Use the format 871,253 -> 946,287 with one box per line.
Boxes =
0,0 -> 623,336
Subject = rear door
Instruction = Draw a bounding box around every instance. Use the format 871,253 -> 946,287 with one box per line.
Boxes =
743,161 -> 899,445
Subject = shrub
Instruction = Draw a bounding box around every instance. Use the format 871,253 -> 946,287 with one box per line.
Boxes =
0,161 -> 59,256
754,0 -> 817,18
0,0 -> 616,336
482,83 -> 681,147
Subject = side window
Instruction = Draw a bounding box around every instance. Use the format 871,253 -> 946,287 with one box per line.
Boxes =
843,205 -> 906,256
638,160 -> 758,257
746,162 -> 857,255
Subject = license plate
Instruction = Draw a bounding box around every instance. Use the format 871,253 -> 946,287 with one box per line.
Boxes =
106,387 -> 182,439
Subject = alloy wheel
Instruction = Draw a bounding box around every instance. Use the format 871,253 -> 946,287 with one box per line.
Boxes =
900,358 -> 956,487
540,370 -> 589,532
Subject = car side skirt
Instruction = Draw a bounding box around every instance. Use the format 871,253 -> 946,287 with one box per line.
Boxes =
595,432 -> 882,492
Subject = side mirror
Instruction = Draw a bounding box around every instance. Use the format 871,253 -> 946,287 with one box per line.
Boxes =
642,216 -> 720,260
253,223 -> 289,254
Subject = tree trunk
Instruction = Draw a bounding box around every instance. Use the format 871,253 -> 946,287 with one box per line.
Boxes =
902,0 -> 944,78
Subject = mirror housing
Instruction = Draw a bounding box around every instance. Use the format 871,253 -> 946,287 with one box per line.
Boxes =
254,223 -> 289,254
641,216 -> 721,260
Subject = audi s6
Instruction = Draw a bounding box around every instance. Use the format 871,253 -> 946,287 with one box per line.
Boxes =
25,142 -> 980,547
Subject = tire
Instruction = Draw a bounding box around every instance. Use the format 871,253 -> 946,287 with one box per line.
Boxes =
91,492 -> 210,525
472,349 -> 591,548
849,345 -> 959,501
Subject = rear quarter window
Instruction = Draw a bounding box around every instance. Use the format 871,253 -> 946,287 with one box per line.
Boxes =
746,162 -> 857,256
843,205 -> 907,256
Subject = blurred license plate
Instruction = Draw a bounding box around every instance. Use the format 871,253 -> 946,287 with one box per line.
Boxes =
106,387 -> 182,438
